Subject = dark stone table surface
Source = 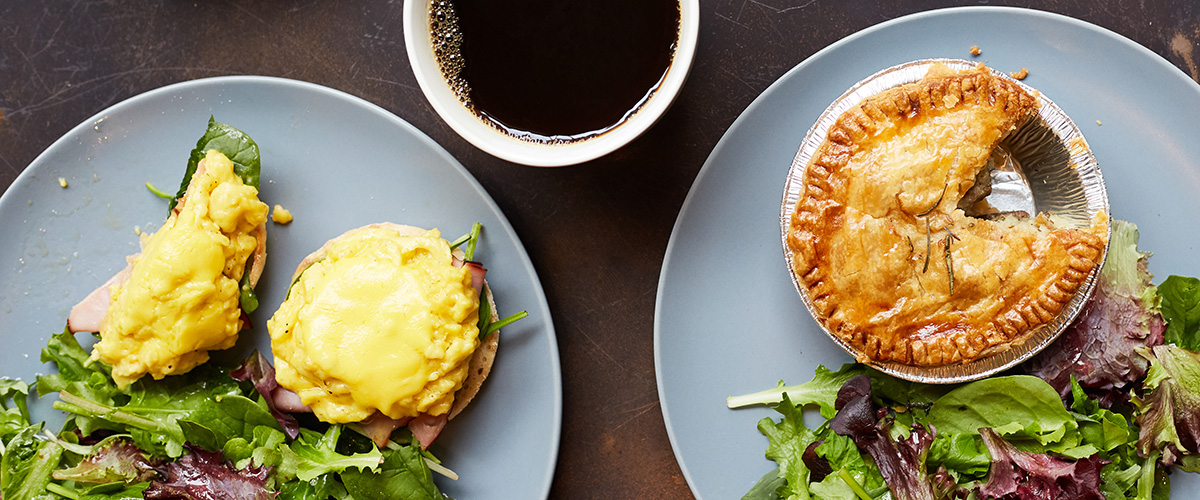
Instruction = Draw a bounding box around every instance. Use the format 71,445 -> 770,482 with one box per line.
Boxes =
2,1 -> 1196,498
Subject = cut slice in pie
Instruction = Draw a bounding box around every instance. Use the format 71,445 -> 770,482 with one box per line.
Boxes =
787,63 -> 1109,366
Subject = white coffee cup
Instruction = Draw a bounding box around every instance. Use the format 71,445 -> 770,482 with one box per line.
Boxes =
403,0 -> 699,167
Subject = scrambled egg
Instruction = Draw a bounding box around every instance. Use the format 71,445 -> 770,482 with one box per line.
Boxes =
271,205 -> 293,224
94,150 -> 268,388
268,227 -> 480,423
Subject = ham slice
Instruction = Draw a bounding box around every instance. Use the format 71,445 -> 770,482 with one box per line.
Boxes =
360,412 -> 411,448
408,412 -> 449,450
271,386 -> 311,413
269,383 -> 453,450
67,263 -> 132,333
458,260 -> 487,294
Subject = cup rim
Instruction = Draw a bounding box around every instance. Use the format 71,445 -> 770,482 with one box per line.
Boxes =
403,0 -> 700,167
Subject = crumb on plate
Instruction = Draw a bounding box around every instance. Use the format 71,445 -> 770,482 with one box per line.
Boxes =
1096,120 -> 1103,125
970,45 -> 981,56
1009,68 -> 1029,80
272,204 -> 293,224
58,177 -> 68,188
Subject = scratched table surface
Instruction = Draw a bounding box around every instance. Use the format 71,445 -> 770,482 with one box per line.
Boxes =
1,1 -> 1198,498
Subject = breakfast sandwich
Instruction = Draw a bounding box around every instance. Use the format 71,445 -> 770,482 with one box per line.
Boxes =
266,223 -> 500,448
67,119 -> 269,389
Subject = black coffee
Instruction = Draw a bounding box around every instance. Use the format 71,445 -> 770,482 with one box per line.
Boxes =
430,0 -> 680,144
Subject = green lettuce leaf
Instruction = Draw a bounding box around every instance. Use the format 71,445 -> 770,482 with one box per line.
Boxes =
1134,345 -> 1200,467
728,364 -> 867,418
755,394 -> 819,500
1159,275 -> 1200,350
0,379 -> 30,444
1,424 -> 63,500
77,481 -> 149,500
281,426 -> 383,482
1070,377 -> 1134,455
339,444 -> 444,500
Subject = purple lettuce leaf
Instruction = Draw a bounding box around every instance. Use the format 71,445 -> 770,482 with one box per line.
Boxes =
231,351 -> 299,440
801,440 -> 833,483
51,437 -> 160,484
976,428 -> 1106,500
830,375 -> 939,500
1027,219 -> 1164,407
1134,344 -> 1200,468
144,446 -> 274,500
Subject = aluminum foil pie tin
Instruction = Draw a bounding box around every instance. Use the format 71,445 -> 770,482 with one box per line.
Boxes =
780,58 -> 1111,384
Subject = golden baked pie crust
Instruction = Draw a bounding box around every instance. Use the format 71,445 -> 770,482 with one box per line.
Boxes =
787,64 -> 1109,366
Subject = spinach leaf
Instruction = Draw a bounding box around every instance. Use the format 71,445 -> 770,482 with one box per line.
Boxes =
172,117 -> 261,212
1159,275 -> 1200,350
180,394 -> 282,451
740,467 -> 784,500
278,473 -> 350,500
339,444 -> 443,500
1,424 -> 63,500
38,329 -> 129,437
926,375 -> 1082,452
239,265 -> 259,314
48,362 -> 241,458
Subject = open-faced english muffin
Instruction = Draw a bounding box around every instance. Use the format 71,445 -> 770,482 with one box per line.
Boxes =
266,223 -> 499,448
67,120 -> 269,389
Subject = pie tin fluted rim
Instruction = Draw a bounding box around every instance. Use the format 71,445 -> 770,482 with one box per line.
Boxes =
779,58 -> 1112,384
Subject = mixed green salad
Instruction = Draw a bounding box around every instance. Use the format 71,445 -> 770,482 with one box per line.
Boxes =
731,220 -> 1200,500
0,333 -> 450,500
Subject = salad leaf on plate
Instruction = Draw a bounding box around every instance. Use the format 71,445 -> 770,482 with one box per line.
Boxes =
926,376 -> 1086,454
1027,220 -> 1165,407
1134,345 -> 1200,470
756,393 -> 820,499
230,351 -> 300,440
829,375 -> 938,500
1,424 -> 63,500
143,445 -> 273,500
1159,275 -> 1200,350
976,427 -> 1106,500
51,437 -> 159,484
340,445 -> 445,500
0,379 -> 31,445
280,426 -> 383,482
728,364 -> 867,418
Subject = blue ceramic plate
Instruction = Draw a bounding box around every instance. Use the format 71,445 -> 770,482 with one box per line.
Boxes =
656,7 -> 1200,499
0,76 -> 561,500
